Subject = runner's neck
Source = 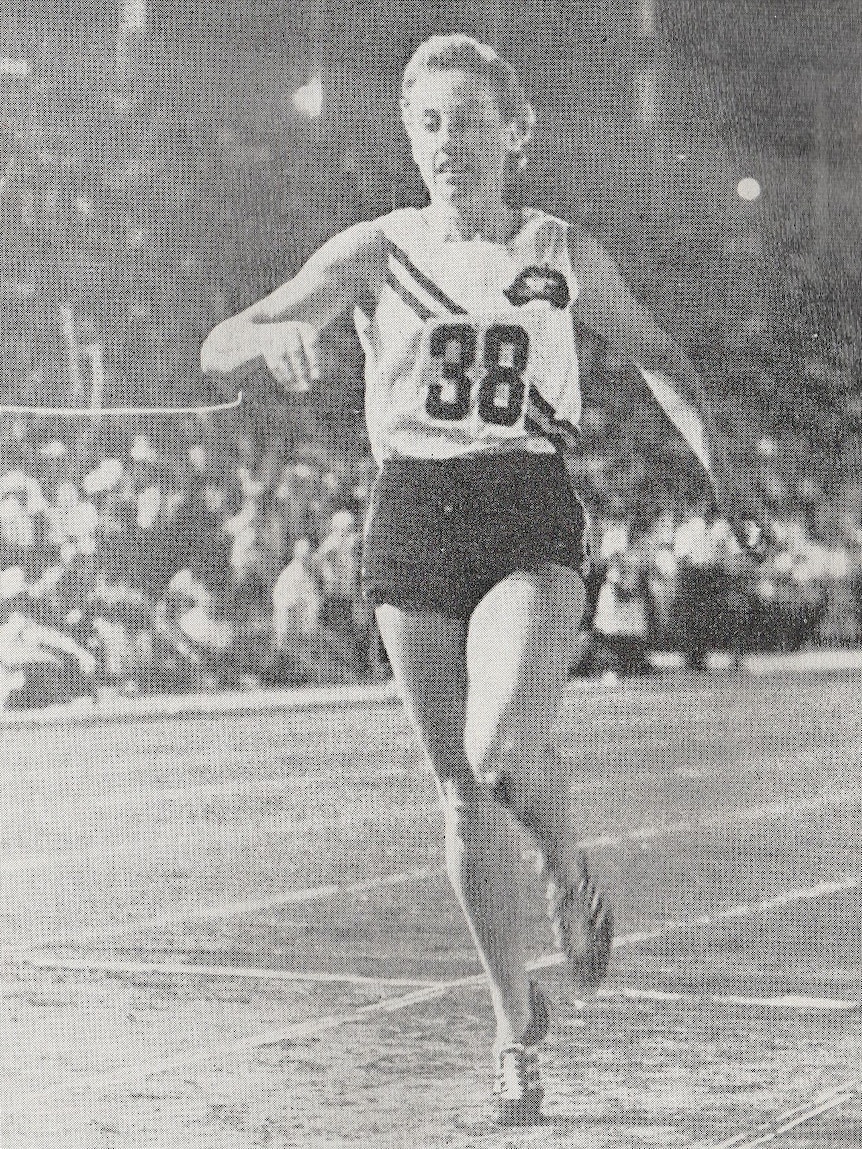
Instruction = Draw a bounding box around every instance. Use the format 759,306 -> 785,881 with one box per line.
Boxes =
420,203 -> 524,246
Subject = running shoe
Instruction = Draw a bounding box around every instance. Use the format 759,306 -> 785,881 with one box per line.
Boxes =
493,980 -> 549,1125
494,1043 -> 544,1126
546,852 -> 614,989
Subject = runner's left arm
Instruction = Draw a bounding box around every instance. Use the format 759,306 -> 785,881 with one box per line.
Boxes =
568,226 -> 758,535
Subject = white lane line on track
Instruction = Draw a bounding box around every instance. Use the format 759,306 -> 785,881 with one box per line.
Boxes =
4,772 -> 859,880
69,874 -> 860,1094
26,955 -> 439,990
11,789 -> 858,958
6,867 -> 437,958
0,769 -> 415,826
0,681 -> 399,729
600,987 -> 859,1012
28,953 -> 860,1013
528,875 -> 862,973
576,787 -> 860,852
457,1077 -> 862,1149
80,975 -> 488,1093
704,1078 -> 861,1149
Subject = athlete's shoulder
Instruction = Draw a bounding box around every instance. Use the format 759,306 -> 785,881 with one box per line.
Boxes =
312,217 -> 390,267
372,207 -> 430,254
316,209 -> 425,265
302,218 -> 394,302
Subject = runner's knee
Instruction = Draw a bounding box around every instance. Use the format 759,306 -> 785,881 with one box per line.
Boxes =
463,719 -> 569,836
464,712 -> 538,786
463,720 -> 504,788
463,724 -> 526,817
440,776 -> 511,870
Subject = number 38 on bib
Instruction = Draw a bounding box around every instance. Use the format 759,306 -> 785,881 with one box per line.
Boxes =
417,310 -> 581,443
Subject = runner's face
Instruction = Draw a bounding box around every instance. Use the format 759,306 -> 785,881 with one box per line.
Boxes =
402,68 -> 516,207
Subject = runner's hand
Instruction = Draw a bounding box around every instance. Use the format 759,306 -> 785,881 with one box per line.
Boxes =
261,323 -> 320,393
732,518 -> 770,564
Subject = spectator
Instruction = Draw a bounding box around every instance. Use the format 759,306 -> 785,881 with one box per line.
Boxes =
254,489 -> 289,592
672,499 -> 742,669
165,569 -> 234,654
673,500 -> 740,569
267,537 -> 360,687
0,579 -> 98,710
45,479 -> 99,564
643,509 -> 678,646
597,494 -> 630,564
315,509 -> 360,636
0,492 -> 38,568
272,538 -> 322,646
592,546 -> 652,676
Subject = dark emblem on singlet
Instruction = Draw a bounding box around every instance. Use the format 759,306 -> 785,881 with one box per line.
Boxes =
504,265 -> 571,309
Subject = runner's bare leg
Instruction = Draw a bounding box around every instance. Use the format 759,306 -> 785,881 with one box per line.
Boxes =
375,604 -> 535,1048
465,565 -> 588,894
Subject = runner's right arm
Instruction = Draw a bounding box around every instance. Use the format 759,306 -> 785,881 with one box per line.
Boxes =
201,221 -> 386,391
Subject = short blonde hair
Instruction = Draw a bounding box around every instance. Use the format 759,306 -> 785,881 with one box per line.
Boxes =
401,35 -> 535,148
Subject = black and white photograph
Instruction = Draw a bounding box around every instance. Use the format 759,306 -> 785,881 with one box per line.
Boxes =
1,1 -> 861,1145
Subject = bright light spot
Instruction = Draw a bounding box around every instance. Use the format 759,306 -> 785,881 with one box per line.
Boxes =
737,177 -> 762,201
121,0 -> 148,30
0,56 -> 30,77
757,436 -> 776,458
292,75 -> 323,118
757,577 -> 776,600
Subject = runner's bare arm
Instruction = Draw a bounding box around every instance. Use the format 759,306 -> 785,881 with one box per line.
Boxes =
201,221 -> 386,390
568,225 -> 743,518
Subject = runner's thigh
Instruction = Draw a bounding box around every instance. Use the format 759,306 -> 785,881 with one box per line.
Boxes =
375,604 -> 470,785
464,564 -> 585,765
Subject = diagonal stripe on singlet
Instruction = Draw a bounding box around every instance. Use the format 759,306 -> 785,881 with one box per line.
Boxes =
387,241 -> 468,315
525,414 -> 550,439
384,270 -> 436,323
530,385 -> 579,436
529,386 -> 557,419
526,415 -> 579,452
527,387 -> 580,449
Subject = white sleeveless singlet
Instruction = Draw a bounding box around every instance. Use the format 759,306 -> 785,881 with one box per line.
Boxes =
354,207 -> 581,465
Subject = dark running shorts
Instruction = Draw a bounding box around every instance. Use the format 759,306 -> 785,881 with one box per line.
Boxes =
361,451 -> 588,621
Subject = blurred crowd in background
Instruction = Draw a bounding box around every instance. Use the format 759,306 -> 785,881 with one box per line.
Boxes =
0,417 -> 379,706
1,406 -> 860,710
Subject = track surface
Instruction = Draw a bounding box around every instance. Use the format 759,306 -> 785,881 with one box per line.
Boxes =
2,670 -> 861,1148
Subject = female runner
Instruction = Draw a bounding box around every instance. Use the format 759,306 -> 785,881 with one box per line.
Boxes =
202,34 -> 752,1124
